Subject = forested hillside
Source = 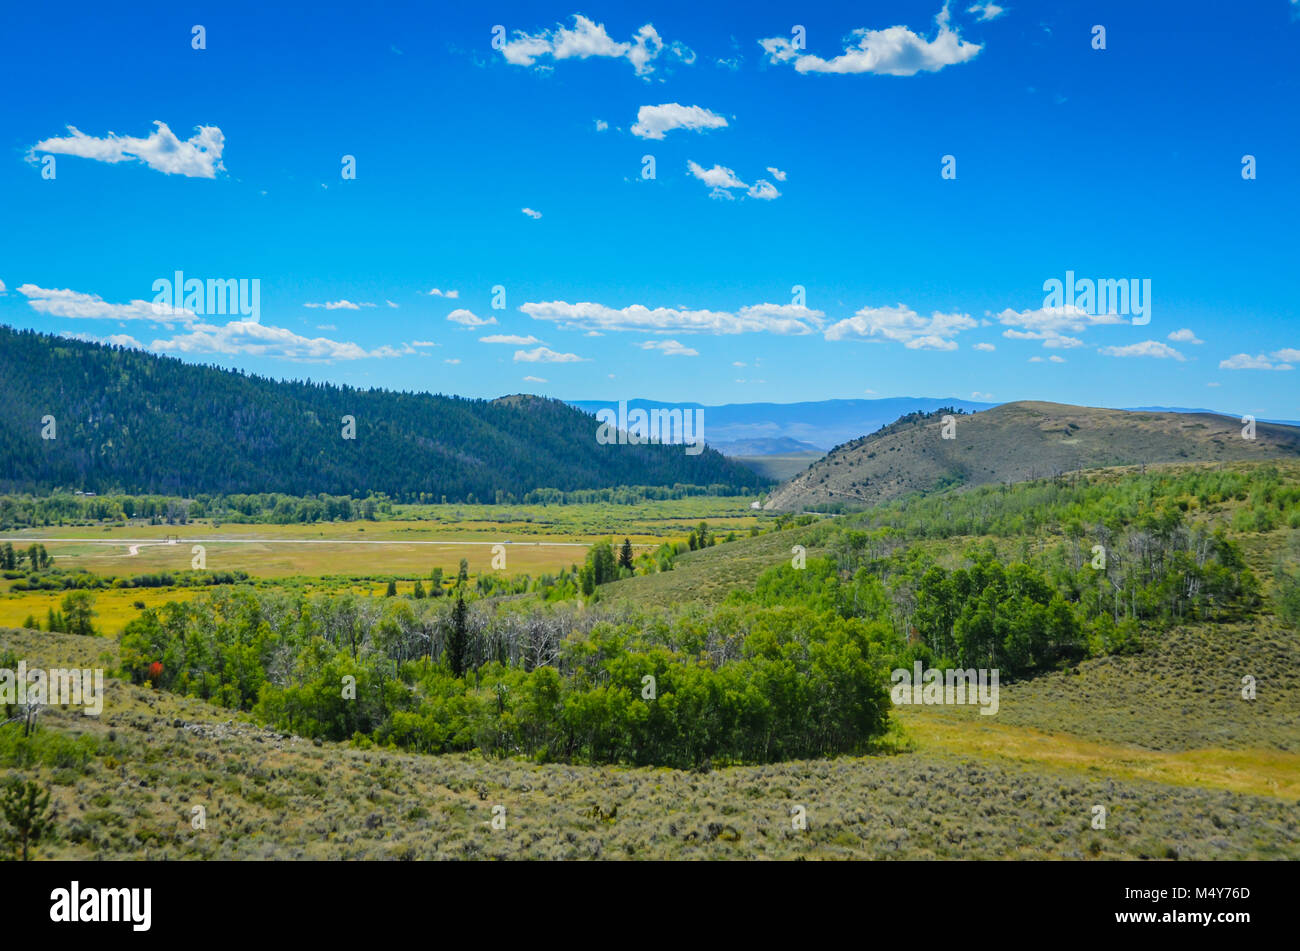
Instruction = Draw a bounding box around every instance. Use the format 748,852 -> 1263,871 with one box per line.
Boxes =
0,326 -> 765,500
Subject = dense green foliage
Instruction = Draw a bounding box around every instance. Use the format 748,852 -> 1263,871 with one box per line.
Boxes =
0,325 -> 766,501
118,588 -> 894,768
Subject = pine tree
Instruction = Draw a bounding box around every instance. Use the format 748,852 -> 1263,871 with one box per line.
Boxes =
0,779 -> 54,862
448,595 -> 469,677
619,538 -> 634,570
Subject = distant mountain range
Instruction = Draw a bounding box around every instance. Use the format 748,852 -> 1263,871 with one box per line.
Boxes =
567,398 -> 996,453
708,437 -> 825,456
764,401 -> 1300,511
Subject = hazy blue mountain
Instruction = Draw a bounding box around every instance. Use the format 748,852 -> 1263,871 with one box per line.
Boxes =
567,398 -> 998,453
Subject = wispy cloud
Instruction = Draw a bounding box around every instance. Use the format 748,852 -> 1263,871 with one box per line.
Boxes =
759,5 -> 982,76
1099,340 -> 1186,361
446,308 -> 498,327
521,207 -> 543,219
427,288 -> 459,298
631,103 -> 727,140
28,122 -> 225,178
498,15 -> 674,78
967,3 -> 1006,22
304,300 -> 374,310
1219,352 -> 1295,371
995,305 -> 1124,348
686,160 -> 781,200
19,284 -> 195,325
151,321 -> 414,361
480,334 -> 542,345
638,339 -> 699,356
824,303 -> 977,350
61,331 -> 145,349
521,300 -> 823,335
513,346 -> 585,363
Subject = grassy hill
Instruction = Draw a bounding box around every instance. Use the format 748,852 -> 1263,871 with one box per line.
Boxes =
3,626 -> 1296,860
764,401 -> 1300,511
0,325 -> 765,501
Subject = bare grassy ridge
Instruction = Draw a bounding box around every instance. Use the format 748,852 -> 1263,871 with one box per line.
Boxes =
765,402 -> 1300,511
2,628 -> 1297,860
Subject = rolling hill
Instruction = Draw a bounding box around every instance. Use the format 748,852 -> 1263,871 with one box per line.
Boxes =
0,325 -> 766,500
764,401 -> 1300,511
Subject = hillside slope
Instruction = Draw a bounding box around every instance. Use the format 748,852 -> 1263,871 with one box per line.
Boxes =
0,326 -> 765,500
765,401 -> 1300,511
3,627 -> 1296,859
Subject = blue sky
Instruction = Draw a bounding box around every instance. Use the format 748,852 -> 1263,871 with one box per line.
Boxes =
2,0 -> 1297,417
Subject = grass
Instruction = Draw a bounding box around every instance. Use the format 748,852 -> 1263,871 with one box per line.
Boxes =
2,497 -> 766,582
3,627 -> 1297,860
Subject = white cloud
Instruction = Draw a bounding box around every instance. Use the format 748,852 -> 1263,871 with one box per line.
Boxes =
1167,328 -> 1203,344
824,303 -> 976,349
973,342 -> 996,351
1271,348 -> 1300,363
385,300 -> 399,308
638,339 -> 699,356
0,280 -> 6,294
595,119 -> 609,131
446,308 -> 498,327
967,3 -> 1006,21
150,321 -> 413,361
1049,355 -> 1065,363
514,346 -> 585,363
995,305 -> 1124,347
631,103 -> 728,140
480,334 -> 542,345
304,300 -> 366,310
521,299 -> 824,335
411,340 -> 439,347
316,324 -> 337,331
971,390 -> 993,399
1028,356 -> 1044,362
759,5 -> 982,76
766,166 -> 787,181
732,361 -> 747,367
687,160 -> 746,190
19,284 -> 196,325
686,160 -> 781,200
1099,340 -> 1185,360
499,15 -> 669,77
524,376 -> 548,383
427,288 -> 460,298
29,122 -> 225,178
1219,353 -> 1294,371
61,331 -> 145,349
521,207 -> 543,219
444,358 -> 461,365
